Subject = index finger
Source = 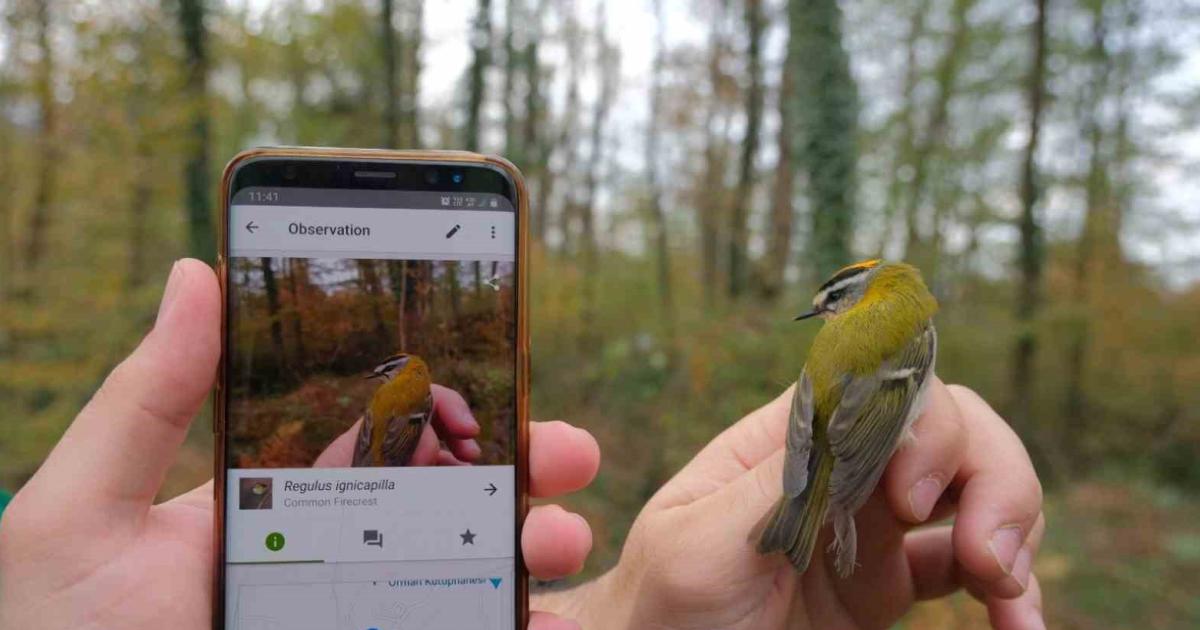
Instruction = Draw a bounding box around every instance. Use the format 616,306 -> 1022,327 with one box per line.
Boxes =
947,385 -> 1044,599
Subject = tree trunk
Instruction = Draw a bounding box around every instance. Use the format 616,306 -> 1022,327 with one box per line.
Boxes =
523,0 -> 548,242
760,31 -> 796,301
727,0 -> 764,299
399,0 -> 423,148
387,260 -> 410,350
288,259 -> 309,370
875,0 -> 928,258
465,0 -> 492,150
24,0 -> 56,272
791,0 -> 858,278
1063,1 -> 1130,472
381,0 -> 399,147
699,1 -> 729,306
1010,0 -> 1056,480
358,260 -> 392,345
579,5 -> 617,353
645,0 -> 675,341
177,0 -> 215,262
502,0 -> 521,161
261,258 -> 287,379
537,4 -> 581,249
901,0 -> 973,278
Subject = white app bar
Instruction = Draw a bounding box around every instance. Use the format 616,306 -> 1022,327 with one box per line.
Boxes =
226,466 -> 514,565
230,204 -> 515,261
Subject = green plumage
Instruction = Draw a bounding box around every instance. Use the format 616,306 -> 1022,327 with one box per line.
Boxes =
758,261 -> 939,577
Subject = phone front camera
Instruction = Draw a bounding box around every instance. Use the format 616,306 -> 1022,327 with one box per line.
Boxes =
451,172 -> 464,185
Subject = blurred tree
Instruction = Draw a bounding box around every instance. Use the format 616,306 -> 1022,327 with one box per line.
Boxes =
174,0 -> 215,263
760,9 -> 795,302
381,0 -> 399,147
790,0 -> 858,277
644,0 -> 675,343
727,0 -> 763,298
465,0 -> 492,151
522,0 -> 548,241
0,9 -> 16,302
699,0 -> 733,305
398,0 -> 423,148
579,3 -> 618,353
537,1 -> 581,249
901,0 -> 974,279
502,0 -> 520,160
875,0 -> 928,259
23,0 -> 55,274
1010,0 -> 1052,478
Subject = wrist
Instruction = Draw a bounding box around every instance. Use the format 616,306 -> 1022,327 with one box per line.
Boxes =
530,568 -> 633,629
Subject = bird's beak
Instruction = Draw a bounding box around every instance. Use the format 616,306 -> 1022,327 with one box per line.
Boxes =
794,310 -> 820,321
363,372 -> 379,380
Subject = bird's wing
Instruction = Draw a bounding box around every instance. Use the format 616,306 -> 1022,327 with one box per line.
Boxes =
826,323 -> 937,513
352,412 -> 373,467
381,392 -> 434,466
783,370 -> 815,498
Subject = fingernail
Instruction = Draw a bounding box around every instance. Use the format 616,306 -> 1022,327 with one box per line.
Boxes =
908,474 -> 944,522
1011,545 -> 1032,591
464,439 -> 482,459
570,511 -> 589,529
156,261 -> 184,326
989,525 -> 1024,575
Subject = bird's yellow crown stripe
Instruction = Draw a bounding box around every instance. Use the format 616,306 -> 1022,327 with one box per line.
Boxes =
835,259 -> 882,275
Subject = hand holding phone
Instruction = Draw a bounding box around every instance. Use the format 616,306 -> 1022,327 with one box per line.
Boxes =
0,254 -> 597,630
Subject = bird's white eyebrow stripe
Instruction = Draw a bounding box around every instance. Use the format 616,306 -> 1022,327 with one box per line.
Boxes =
815,274 -> 867,305
883,367 -> 917,380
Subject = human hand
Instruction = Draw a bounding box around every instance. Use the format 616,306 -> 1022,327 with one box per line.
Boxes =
549,380 -> 1045,630
314,384 -> 484,467
0,259 -> 601,630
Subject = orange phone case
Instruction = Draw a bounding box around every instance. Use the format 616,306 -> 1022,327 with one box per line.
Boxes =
213,147 -> 531,629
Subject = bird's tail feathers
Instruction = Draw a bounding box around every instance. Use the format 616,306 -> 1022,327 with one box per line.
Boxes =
756,452 -> 832,573
829,508 -> 858,578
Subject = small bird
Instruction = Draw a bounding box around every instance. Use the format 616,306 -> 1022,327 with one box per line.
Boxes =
353,353 -> 434,467
757,260 -> 939,577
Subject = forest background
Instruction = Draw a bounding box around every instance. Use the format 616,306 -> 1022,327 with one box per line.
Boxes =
2,0 -> 1199,627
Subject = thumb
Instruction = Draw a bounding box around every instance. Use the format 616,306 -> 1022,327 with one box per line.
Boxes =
649,385 -> 793,511
20,259 -> 220,530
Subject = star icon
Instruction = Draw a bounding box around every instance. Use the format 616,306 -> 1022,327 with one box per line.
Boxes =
460,529 -> 477,545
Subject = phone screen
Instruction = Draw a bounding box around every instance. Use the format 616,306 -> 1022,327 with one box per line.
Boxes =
219,156 -> 522,630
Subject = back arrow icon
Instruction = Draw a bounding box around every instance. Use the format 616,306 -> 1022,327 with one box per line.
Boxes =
484,483 -> 497,496
246,221 -> 258,233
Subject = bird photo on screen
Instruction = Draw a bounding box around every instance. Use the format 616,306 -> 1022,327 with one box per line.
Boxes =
353,353 -> 434,467
757,260 -> 939,577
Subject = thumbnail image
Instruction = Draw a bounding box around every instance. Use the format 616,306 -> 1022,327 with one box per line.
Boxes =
239,477 -> 273,510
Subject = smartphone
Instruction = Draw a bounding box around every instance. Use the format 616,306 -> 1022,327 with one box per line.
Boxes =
214,147 -> 529,630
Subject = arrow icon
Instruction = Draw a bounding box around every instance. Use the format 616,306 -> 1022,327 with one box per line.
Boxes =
484,483 -> 497,496
245,221 -> 259,234
485,275 -> 501,292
